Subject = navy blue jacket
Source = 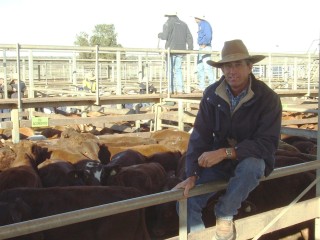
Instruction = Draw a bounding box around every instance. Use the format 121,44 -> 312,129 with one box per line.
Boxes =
186,74 -> 282,178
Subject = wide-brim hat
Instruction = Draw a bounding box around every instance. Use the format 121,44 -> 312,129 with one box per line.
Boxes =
194,15 -> 206,20
164,12 -> 177,17
207,39 -> 265,68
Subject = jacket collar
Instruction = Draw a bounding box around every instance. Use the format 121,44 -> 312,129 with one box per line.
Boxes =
215,75 -> 255,113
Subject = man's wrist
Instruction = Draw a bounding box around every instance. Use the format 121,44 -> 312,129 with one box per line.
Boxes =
189,172 -> 200,180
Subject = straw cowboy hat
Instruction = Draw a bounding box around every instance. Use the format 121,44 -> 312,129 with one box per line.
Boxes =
207,39 -> 265,68
193,15 -> 206,20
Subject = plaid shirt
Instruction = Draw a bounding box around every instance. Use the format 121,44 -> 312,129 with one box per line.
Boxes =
226,85 -> 248,113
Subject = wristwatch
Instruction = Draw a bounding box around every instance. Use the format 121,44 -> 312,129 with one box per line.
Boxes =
225,148 -> 233,159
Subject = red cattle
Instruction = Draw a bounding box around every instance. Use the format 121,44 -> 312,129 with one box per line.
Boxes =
147,151 -> 182,173
47,146 -> 93,164
150,129 -> 190,154
101,162 -> 167,195
109,149 -> 147,167
0,186 -> 150,240
0,141 -> 43,192
275,149 -> 316,162
0,165 -> 42,192
107,144 -> 175,159
98,135 -> 157,147
38,159 -> 86,187
146,176 -> 182,239
281,136 -> 317,154
0,146 -> 16,171
176,152 -> 186,180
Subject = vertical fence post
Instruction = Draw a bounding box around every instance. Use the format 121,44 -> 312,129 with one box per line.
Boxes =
186,54 -> 191,93
72,54 -> 77,85
178,100 -> 184,131
95,45 -> 100,105
16,43 -> 22,110
178,198 -> 188,240
3,49 -> 8,99
11,109 -> 20,143
293,57 -> 298,90
307,53 -> 311,96
268,53 -> 272,88
167,48 -> 171,98
28,50 -> 35,119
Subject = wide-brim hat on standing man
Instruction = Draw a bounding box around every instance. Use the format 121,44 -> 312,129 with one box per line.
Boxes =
193,15 -> 206,21
207,39 -> 265,68
164,12 -> 177,17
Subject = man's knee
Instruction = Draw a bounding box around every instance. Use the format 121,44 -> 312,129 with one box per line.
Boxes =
238,157 -> 265,177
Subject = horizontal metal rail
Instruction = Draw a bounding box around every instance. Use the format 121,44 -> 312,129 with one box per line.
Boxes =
0,160 -> 319,240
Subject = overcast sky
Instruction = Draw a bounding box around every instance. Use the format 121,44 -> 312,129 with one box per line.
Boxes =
1,0 -> 320,53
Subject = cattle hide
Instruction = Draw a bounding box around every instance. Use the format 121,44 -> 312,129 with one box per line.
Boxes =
147,151 -> 181,173
0,166 -> 42,193
38,159 -> 86,187
0,186 -> 150,240
109,149 -> 147,167
107,144 -> 174,158
101,162 -> 167,195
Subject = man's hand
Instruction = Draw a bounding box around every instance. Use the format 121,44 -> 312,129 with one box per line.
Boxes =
172,176 -> 197,197
198,149 -> 225,168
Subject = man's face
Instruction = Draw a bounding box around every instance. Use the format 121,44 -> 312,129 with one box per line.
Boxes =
221,60 -> 252,90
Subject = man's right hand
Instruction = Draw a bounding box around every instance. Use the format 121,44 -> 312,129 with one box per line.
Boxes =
172,175 -> 197,197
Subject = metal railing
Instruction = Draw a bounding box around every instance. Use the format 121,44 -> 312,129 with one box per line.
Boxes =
1,44 -> 318,99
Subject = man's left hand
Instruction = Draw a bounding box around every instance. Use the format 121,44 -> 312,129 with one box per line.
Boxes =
198,149 -> 225,168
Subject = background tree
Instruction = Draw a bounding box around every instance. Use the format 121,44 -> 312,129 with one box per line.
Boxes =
74,24 -> 122,59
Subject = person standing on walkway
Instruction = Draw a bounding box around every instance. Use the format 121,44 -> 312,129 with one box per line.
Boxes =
194,15 -> 215,91
158,12 -> 193,94
0,77 -> 11,121
8,73 -> 26,99
174,39 -> 282,240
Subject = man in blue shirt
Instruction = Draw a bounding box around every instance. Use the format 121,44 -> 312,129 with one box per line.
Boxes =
194,15 -> 215,91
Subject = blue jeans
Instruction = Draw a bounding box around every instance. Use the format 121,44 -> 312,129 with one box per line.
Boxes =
0,108 -> 10,121
182,157 -> 265,233
197,46 -> 215,90
168,55 -> 183,93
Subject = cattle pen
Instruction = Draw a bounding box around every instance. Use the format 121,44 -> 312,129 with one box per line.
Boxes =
0,43 -> 320,239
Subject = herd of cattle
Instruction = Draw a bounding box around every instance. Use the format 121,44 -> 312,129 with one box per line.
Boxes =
0,112 -> 318,240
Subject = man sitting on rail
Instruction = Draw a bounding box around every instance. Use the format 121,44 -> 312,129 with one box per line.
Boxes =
174,39 -> 282,240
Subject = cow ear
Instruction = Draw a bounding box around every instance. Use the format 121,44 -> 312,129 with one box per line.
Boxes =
110,165 -> 121,176
103,165 -> 121,176
110,169 -> 117,176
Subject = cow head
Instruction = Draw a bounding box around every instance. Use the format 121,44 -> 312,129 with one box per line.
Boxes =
74,160 -> 105,186
100,165 -> 122,186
